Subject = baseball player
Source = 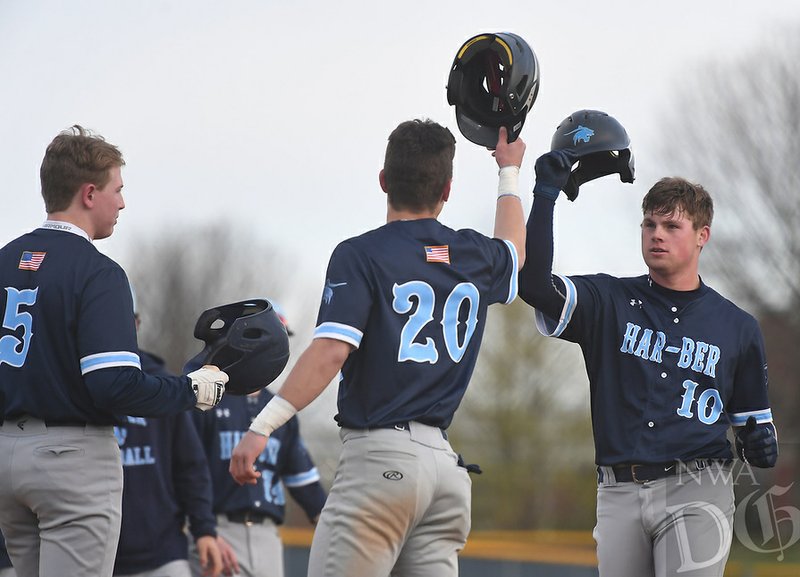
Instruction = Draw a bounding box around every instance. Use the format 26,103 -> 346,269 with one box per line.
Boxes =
0,125 -> 228,577
230,119 -> 526,577
113,303 -> 223,577
189,308 -> 326,577
518,150 -> 778,577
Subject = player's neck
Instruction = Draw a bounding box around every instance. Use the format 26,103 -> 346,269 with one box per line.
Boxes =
648,268 -> 701,291
46,210 -> 96,240
386,206 -> 440,223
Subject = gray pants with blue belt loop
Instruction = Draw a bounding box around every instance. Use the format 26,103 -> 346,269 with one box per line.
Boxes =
594,460 -> 734,577
0,417 -> 123,577
308,421 -> 472,577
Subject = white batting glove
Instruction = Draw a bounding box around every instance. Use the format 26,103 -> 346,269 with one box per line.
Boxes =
188,365 -> 228,411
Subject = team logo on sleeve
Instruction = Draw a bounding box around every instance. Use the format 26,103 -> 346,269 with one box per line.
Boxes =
18,251 -> 46,271
323,279 -> 347,304
424,245 -> 450,264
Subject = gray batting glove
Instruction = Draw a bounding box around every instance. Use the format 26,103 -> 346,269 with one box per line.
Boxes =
188,365 -> 228,411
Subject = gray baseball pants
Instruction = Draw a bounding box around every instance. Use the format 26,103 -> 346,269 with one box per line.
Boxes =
594,461 -> 735,577
0,417 -> 122,577
308,421 -> 472,577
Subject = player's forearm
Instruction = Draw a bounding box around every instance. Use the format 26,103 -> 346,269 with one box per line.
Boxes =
85,367 -> 196,416
518,196 -> 563,316
493,167 -> 526,268
250,338 -> 349,436
279,339 -> 349,410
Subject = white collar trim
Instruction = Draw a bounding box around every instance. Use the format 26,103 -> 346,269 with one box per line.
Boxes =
40,220 -> 91,242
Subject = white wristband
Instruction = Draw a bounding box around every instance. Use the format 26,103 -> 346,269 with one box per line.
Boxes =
497,165 -> 521,200
249,395 -> 298,437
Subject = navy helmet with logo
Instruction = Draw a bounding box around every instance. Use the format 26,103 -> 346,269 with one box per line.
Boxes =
550,109 -> 635,201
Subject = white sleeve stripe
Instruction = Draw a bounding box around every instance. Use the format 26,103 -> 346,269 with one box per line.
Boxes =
501,239 -> 519,304
80,352 -> 141,374
534,274 -> 577,337
313,322 -> 362,348
729,409 -> 773,426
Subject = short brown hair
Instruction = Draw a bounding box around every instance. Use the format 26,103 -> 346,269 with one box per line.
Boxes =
40,125 -> 125,213
642,177 -> 714,229
383,119 -> 456,212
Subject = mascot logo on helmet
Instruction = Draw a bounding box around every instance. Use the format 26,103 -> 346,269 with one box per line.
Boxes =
566,125 -> 595,145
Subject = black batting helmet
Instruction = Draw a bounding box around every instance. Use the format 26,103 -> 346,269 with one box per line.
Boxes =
447,32 -> 540,148
550,109 -> 635,201
183,299 -> 290,395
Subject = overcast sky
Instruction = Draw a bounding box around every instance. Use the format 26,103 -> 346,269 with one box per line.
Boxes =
2,0 -> 799,300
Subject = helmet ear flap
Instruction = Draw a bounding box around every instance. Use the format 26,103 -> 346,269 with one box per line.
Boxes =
563,149 -> 636,202
446,68 -> 464,106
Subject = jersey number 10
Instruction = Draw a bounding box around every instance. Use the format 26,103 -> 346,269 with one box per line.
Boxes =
393,280 -> 480,364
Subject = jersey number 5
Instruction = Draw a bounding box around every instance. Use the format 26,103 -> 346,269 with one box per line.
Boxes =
0,287 -> 39,367
393,280 -> 480,364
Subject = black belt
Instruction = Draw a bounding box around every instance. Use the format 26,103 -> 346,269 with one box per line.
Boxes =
610,459 -> 722,483
380,421 -> 448,440
45,421 -> 87,427
226,511 -> 271,525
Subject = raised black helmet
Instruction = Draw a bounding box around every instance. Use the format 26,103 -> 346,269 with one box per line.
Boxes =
447,32 -> 540,148
550,109 -> 635,201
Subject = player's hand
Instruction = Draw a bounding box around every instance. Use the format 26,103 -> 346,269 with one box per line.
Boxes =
196,535 -> 223,577
735,416 -> 778,468
533,150 -> 579,201
229,430 -> 269,485
188,365 -> 228,411
493,126 -> 525,169
216,535 -> 240,577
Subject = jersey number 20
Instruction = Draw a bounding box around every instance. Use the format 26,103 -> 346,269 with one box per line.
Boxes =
393,280 -> 479,364
0,287 -> 38,367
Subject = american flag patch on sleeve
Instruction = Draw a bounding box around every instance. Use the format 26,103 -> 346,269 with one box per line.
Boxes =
424,245 -> 450,264
18,251 -> 46,271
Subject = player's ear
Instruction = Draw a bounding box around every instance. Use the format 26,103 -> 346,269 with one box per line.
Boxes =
379,169 -> 388,194
441,179 -> 451,203
79,182 -> 96,208
698,224 -> 710,247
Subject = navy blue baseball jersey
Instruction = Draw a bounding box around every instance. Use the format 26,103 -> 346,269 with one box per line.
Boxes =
0,223 -> 196,424
192,390 -> 326,524
537,274 -> 771,465
314,218 -> 518,430
113,351 -> 216,575
519,199 -> 772,466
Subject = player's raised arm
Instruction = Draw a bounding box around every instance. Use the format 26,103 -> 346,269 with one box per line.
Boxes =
492,126 -> 526,269
517,149 -> 577,318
